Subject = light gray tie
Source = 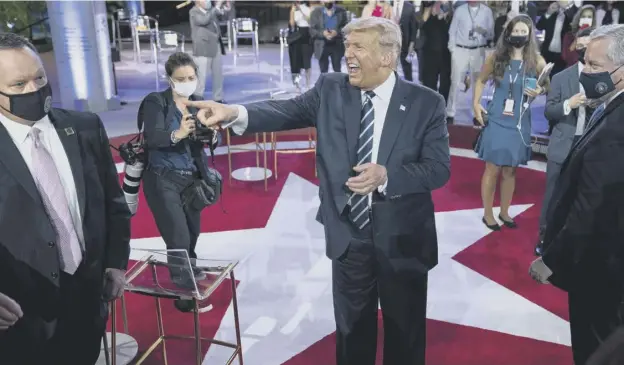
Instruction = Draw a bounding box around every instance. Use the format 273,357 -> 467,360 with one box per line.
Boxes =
30,127 -> 82,274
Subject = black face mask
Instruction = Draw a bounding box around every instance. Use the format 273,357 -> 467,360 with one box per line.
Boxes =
579,65 -> 623,99
0,83 -> 53,122
577,48 -> 586,64
325,2 -> 334,9
507,35 -> 528,48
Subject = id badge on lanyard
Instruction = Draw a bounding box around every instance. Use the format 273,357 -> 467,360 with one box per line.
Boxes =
503,62 -> 523,117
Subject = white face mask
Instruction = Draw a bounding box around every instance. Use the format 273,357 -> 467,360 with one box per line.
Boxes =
579,17 -> 593,28
171,79 -> 197,98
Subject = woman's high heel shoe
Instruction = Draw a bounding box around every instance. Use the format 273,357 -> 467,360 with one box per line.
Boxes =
498,215 -> 517,229
482,217 -> 501,231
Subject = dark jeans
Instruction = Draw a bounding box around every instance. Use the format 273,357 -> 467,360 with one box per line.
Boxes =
143,167 -> 202,262
421,48 -> 452,103
319,42 -> 344,73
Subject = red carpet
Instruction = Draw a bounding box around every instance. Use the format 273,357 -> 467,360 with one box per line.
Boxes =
107,126 -> 572,364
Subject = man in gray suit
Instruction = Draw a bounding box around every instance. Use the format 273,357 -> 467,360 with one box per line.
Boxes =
309,0 -> 349,73
537,27 -> 593,255
185,17 -> 450,365
189,0 -> 229,102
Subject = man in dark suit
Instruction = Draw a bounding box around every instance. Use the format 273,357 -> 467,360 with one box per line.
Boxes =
529,24 -> 624,365
393,0 -> 418,81
309,0 -> 349,73
536,1 -> 577,77
0,33 -> 131,364
536,27 -> 593,255
186,16 -> 450,365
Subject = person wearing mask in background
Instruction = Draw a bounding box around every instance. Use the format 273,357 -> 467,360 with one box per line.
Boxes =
561,5 -> 596,68
447,0 -> 494,124
361,0 -> 392,19
140,52 -> 219,295
597,1 -> 620,27
0,33 -> 130,365
473,15 -> 547,231
529,24 -> 624,365
310,0 -> 349,73
189,0 -> 230,103
536,1 -> 577,77
288,1 -> 314,90
420,1 -> 452,103
536,27 -> 593,256
392,0 -> 418,82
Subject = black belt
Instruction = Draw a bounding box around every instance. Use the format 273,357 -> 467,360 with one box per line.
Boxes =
147,165 -> 200,178
456,44 -> 486,49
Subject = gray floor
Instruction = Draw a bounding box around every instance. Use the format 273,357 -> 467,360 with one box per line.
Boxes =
40,44 -> 550,139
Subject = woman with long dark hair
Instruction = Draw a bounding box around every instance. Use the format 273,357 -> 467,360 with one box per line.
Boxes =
473,15 -> 548,230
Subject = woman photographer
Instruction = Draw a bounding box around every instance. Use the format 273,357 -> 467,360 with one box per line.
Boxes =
141,52 -> 220,287
473,15 -> 548,231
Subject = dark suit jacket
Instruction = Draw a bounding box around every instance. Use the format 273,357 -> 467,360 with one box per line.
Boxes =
399,1 -> 418,54
536,8 -> 574,55
542,92 -> 624,292
240,73 -> 450,273
309,5 -> 349,60
141,88 -> 217,179
0,110 -> 131,353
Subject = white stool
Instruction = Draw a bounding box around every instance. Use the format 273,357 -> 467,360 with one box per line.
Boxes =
231,18 -> 259,66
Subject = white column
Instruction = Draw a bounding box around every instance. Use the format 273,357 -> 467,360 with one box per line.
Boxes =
47,0 -> 120,113
125,0 -> 144,19
511,0 -> 520,15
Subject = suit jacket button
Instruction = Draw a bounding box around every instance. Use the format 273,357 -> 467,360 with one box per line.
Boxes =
51,272 -> 58,279
48,241 -> 55,247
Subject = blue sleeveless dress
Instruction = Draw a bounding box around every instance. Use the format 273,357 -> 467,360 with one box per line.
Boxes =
476,60 -> 533,167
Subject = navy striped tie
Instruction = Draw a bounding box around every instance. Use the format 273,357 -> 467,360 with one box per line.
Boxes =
349,90 -> 375,229
587,103 -> 606,129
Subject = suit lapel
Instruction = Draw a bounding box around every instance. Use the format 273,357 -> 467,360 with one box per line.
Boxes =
568,66 -> 579,95
49,110 -> 86,219
344,84 -> 362,166
0,123 -> 42,205
377,77 -> 411,166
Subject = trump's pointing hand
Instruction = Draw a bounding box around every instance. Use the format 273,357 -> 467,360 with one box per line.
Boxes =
181,99 -> 239,128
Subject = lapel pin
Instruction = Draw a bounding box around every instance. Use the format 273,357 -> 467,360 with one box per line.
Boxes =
64,127 -> 75,136
399,105 -> 406,111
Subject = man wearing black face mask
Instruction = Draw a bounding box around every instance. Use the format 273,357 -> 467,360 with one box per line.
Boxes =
536,27 -> 593,256
309,0 -> 348,73
0,33 -> 131,365
529,24 -> 624,365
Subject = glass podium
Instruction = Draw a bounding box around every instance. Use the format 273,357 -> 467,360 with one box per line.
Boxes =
108,249 -> 243,365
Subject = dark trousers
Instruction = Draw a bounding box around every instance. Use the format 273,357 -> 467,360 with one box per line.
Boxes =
421,49 -> 452,103
319,43 -> 344,73
400,49 -> 413,82
333,229 -> 428,365
568,278 -> 624,365
2,270 -> 106,365
143,168 -> 202,260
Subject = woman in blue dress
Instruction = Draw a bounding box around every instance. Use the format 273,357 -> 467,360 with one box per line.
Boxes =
473,14 -> 548,231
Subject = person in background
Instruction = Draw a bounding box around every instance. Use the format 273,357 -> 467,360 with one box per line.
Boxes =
288,1 -> 314,89
361,0 -> 391,19
493,2 -> 512,44
529,24 -> 624,365
597,1 -> 620,26
189,0 -> 230,103
447,0 -> 494,124
536,27 -> 593,256
0,32 -> 130,365
140,52 -> 219,291
393,0 -> 419,82
420,1 -> 452,102
309,0 -> 349,73
536,1 -> 577,77
473,15 -> 547,231
561,5 -> 596,68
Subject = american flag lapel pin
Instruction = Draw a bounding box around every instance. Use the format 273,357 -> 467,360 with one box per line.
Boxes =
65,127 -> 75,136
399,105 -> 406,111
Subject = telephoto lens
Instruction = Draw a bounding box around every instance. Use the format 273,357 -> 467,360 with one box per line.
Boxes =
122,161 -> 144,215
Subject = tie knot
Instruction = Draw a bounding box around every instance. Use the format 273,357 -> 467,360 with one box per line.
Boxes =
365,91 -> 375,99
29,127 -> 42,146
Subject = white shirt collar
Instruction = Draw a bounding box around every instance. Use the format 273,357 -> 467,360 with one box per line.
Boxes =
578,61 -> 583,75
362,72 -> 396,102
0,112 -> 53,145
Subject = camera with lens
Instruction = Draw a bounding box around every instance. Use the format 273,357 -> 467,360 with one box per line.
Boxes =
188,114 -> 218,144
118,139 -> 145,216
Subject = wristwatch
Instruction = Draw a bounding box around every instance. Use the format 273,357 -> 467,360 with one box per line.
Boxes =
171,130 -> 181,144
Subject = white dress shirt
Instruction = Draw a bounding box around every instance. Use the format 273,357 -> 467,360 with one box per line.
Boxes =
0,113 -> 85,247
227,73 -> 398,200
545,10 -> 565,53
563,62 -> 586,136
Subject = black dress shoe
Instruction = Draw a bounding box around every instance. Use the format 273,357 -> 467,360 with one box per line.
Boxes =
498,215 -> 517,228
482,217 -> 501,231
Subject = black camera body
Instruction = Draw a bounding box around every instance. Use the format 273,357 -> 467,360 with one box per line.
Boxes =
119,141 -> 145,165
118,140 -> 145,216
188,115 -> 217,144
